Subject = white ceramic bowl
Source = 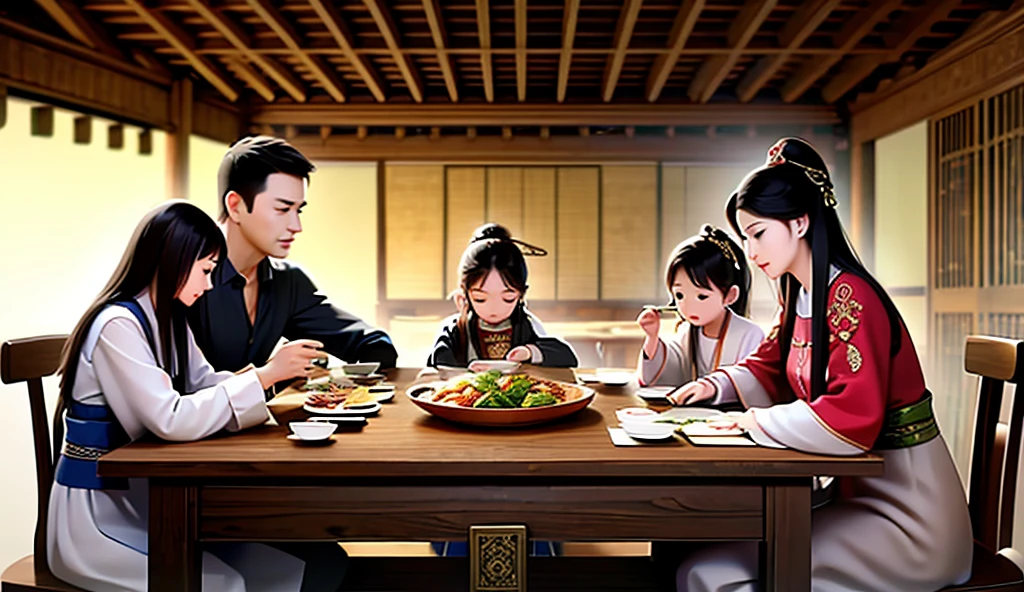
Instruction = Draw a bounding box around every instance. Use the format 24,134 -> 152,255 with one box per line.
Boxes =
615,407 -> 659,424
468,360 -> 522,374
620,421 -> 675,439
289,421 -> 337,440
597,370 -> 634,386
342,362 -> 380,376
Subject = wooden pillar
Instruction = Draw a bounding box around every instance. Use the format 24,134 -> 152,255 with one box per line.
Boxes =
0,84 -> 7,131
167,78 -> 193,200
849,136 -> 876,272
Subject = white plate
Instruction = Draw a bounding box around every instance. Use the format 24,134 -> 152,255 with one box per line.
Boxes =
303,401 -> 382,416
679,421 -> 746,438
636,386 -> 679,400
658,407 -> 724,421
369,386 -> 395,402
468,360 -> 522,374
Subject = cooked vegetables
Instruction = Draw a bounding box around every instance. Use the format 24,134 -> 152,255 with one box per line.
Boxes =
428,371 -> 573,409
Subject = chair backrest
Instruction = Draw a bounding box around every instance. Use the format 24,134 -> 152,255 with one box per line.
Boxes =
1,335 -> 68,573
965,335 -> 1024,552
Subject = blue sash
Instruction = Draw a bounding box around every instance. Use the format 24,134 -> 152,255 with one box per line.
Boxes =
54,300 -> 153,491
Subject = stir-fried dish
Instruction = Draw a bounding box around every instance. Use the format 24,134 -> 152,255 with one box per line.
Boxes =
429,371 -> 578,409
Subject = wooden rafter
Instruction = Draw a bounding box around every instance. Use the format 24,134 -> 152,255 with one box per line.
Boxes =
781,0 -> 900,103
515,0 -> 527,102
32,0 -> 122,58
253,103 -> 839,127
602,0 -> 643,103
421,0 -> 457,102
363,0 -> 423,103
184,0 -> 305,102
225,56 -> 275,102
122,0 -> 239,102
821,0 -> 960,103
646,0 -> 703,103
556,0 -> 580,103
688,0 -> 776,103
310,0 -> 386,103
243,0 -> 345,102
475,0 -> 493,102
736,0 -> 839,103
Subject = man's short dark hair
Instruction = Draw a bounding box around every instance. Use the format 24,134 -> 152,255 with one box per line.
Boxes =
217,136 -> 316,222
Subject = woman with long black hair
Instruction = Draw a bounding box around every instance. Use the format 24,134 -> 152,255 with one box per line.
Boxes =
48,201 -> 340,591
670,139 -> 972,591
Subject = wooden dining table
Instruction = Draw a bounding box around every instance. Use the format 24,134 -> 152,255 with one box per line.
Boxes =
97,367 -> 883,592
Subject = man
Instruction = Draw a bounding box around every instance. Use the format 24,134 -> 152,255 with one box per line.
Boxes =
189,135 -> 398,377
188,136 -> 397,591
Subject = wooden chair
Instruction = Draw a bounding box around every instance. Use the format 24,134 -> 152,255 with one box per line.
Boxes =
941,335 -> 1024,591
1,335 -> 84,592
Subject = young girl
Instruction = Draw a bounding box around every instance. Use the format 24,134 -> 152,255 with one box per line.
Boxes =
427,223 -> 577,368
670,138 -> 972,591
49,201 -> 344,592
637,224 -> 763,388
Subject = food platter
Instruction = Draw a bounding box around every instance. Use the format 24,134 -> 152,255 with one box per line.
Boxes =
406,370 -> 595,427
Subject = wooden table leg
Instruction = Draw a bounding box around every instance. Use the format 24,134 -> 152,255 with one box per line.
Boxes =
761,481 -> 811,592
149,480 -> 201,592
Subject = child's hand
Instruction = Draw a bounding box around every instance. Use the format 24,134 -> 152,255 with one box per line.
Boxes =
667,379 -> 715,406
506,346 -> 532,362
636,308 -> 661,339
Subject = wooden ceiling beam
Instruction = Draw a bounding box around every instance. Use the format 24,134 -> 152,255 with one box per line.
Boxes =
289,133 -> 788,164
602,0 -> 643,103
421,0 -> 458,103
122,0 -> 239,101
243,0 -> 345,102
183,0 -> 291,101
363,0 -> 422,103
252,103 -> 839,127
225,56 -> 275,102
33,0 -> 124,58
646,0 -> 703,103
688,0 -> 776,104
515,0 -> 527,102
310,0 -> 386,102
736,0 -> 839,103
475,0 -> 493,102
556,0 -> 580,103
781,0 -> 900,103
820,0 -> 960,103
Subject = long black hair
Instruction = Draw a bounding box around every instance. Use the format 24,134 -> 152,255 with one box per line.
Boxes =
726,138 -> 904,402
664,224 -> 752,376
451,223 -> 545,365
58,201 -> 227,411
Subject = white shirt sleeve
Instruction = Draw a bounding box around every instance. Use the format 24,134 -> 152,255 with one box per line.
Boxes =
90,316 -> 269,442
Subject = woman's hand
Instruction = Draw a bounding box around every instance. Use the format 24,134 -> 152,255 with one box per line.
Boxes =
637,308 -> 662,358
506,346 -> 532,362
667,379 -> 716,406
256,339 -> 324,390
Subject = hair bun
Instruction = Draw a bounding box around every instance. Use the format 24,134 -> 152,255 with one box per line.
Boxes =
470,223 -> 512,243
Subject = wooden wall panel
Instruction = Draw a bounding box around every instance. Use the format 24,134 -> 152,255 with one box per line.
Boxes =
445,167 -> 486,295
386,165 -> 445,299
556,167 -> 600,300
522,168 -> 557,300
660,165 -> 688,296
601,165 -> 658,300
487,167 -> 524,238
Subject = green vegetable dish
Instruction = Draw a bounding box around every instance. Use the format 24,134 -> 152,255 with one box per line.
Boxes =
428,371 -> 576,409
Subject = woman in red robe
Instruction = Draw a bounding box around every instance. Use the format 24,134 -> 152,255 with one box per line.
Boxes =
668,138 -> 973,592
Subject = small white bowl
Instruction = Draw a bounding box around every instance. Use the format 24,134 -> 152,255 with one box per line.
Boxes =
620,421 -> 675,439
289,421 -> 337,441
469,360 -> 522,374
597,370 -> 634,386
342,362 -> 381,376
615,407 -> 659,424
